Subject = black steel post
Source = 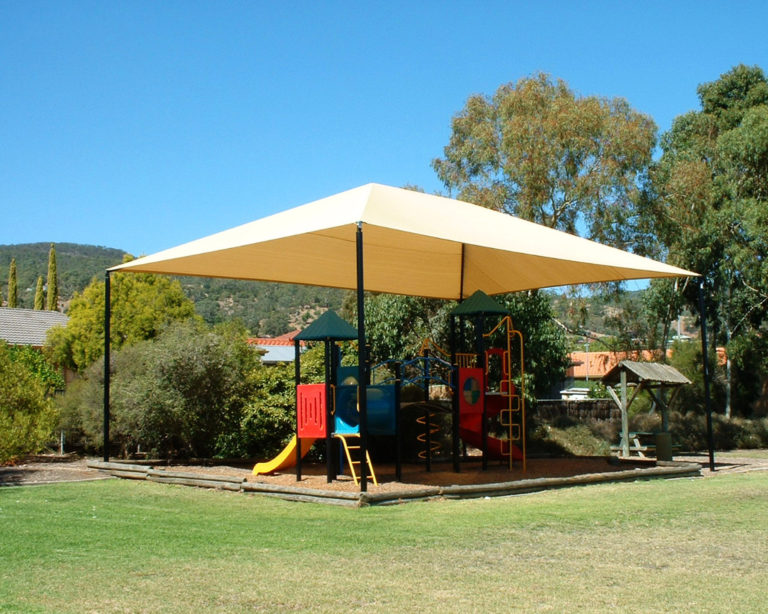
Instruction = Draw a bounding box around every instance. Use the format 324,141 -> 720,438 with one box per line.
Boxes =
475,314 -> 488,471
424,352 -> 432,472
698,280 -> 716,472
450,315 -> 460,472
103,271 -> 111,462
394,361 -> 402,482
325,339 -> 334,483
355,222 -> 369,492
295,339 -> 302,481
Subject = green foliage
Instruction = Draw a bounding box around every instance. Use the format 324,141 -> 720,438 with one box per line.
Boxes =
7,344 -> 65,394
668,412 -> 768,452
0,243 -> 344,335
34,275 -> 44,310
7,258 -> 17,308
433,72 -> 656,247
361,290 -> 568,400
498,291 -> 570,399
56,320 -> 324,460
59,321 -> 260,458
0,242 -> 126,309
47,269 -> 199,372
644,64 -> 768,416
363,294 -> 453,362
238,362 -> 296,459
46,243 -> 58,310
178,277 -> 344,336
0,342 -> 58,463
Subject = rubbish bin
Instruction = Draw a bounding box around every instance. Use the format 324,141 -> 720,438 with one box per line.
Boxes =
655,431 -> 673,461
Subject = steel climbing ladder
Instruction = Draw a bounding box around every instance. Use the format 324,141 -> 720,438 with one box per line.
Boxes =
334,432 -> 378,486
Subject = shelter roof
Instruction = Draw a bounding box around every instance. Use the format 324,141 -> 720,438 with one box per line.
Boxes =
451,290 -> 507,316
0,307 -> 68,347
109,183 -> 697,299
602,360 -> 691,386
295,310 -> 357,341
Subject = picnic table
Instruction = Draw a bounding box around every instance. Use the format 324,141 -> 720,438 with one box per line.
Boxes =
611,431 -> 655,458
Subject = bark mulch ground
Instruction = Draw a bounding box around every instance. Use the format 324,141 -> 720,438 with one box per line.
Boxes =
3,452 -> 766,489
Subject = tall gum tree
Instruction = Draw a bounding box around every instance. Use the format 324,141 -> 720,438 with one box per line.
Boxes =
430,73 -> 656,390
432,72 -> 657,248
644,64 -> 768,417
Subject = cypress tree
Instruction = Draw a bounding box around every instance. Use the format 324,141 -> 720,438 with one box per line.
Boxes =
46,244 -> 59,311
8,258 -> 18,308
34,276 -> 45,310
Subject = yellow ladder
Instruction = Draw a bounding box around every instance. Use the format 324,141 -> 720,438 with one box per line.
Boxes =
334,433 -> 378,486
484,316 -> 527,472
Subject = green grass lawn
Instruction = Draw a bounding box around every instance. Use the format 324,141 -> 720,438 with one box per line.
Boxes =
1,471 -> 767,613
714,448 -> 768,460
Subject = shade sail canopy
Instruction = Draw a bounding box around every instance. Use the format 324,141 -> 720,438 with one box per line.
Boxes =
110,183 -> 696,298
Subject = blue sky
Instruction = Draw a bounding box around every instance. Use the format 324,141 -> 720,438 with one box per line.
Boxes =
2,1 -> 767,258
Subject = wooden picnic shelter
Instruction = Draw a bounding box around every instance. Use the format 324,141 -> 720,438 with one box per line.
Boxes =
603,361 -> 691,459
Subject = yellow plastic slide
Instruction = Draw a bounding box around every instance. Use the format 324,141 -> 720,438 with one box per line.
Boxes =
252,435 -> 317,475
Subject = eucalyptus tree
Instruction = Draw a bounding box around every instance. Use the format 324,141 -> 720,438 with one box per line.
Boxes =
643,64 -> 768,416
432,72 -> 657,248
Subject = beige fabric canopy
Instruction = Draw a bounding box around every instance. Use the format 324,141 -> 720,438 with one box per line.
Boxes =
110,183 -> 696,297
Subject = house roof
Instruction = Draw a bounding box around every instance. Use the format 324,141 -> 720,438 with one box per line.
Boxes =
247,330 -> 303,347
0,307 -> 68,347
567,349 -> 664,379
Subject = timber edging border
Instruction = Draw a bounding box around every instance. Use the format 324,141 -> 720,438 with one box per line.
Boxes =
87,460 -> 702,507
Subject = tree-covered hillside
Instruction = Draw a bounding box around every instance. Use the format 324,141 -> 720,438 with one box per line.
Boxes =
0,243 -> 125,309
177,277 -> 345,335
0,243 -> 345,335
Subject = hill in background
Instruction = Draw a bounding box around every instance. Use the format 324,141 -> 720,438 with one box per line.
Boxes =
0,243 -> 344,335
0,243 -> 126,309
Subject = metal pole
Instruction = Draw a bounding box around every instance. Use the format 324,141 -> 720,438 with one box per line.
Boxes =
325,339 -> 334,483
103,271 -> 111,462
698,280 -> 716,472
394,361 -> 402,482
450,315 -> 460,473
474,314 -> 488,471
295,339 -> 302,481
355,222 -> 369,492
424,353 -> 431,472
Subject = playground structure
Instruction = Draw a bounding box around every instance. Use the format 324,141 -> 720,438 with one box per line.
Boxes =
252,291 -> 527,485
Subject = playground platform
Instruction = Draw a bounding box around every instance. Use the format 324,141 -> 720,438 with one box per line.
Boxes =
88,456 -> 702,507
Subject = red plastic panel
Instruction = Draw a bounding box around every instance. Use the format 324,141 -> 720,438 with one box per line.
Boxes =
297,384 -> 327,438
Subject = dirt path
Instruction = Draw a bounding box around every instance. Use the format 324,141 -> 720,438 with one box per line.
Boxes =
0,457 -> 106,486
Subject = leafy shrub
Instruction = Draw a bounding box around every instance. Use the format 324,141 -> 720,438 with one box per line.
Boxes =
668,411 -> 768,451
0,343 -> 58,463
59,321 -> 261,458
57,322 -> 333,460
8,345 -> 65,394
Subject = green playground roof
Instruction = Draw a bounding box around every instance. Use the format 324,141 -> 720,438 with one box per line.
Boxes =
295,310 -> 358,341
450,290 -> 507,316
